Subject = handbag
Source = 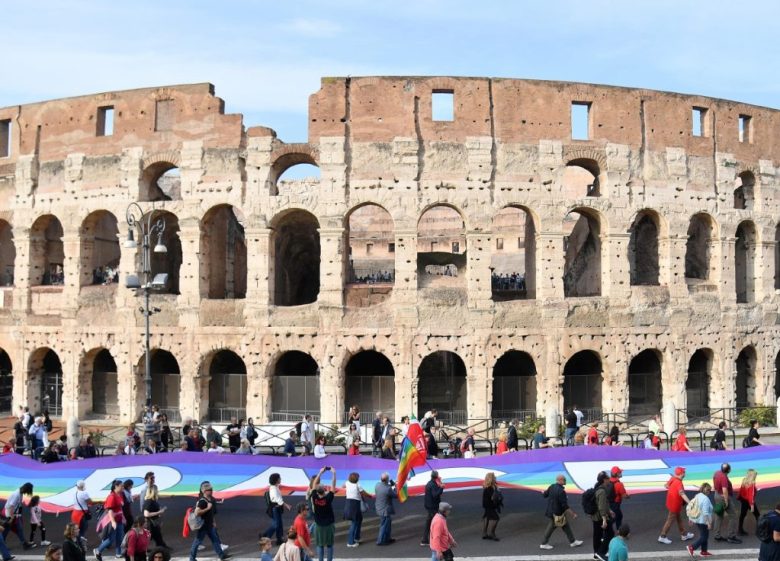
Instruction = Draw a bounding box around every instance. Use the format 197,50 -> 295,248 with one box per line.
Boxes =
553,513 -> 567,527
442,549 -> 455,561
360,498 -> 369,514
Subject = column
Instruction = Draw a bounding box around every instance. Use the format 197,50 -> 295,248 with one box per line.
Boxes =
466,232 -> 492,310
535,232 -> 563,299
317,227 -> 345,309
393,229 -> 418,326
720,237 -> 737,304
244,226 -> 271,327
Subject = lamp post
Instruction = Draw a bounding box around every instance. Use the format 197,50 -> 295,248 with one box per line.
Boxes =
124,202 -> 168,410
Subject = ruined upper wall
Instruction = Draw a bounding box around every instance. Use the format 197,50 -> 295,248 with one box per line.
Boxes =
0,83 -> 244,163
309,76 -> 780,163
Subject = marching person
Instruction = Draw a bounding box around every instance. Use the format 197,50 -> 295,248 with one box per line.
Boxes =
712,462 -> 741,544
263,473 -> 291,546
430,502 -> 457,561
590,471 -> 613,561
374,472 -> 397,546
686,482 -> 714,558
657,466 -> 693,545
188,481 -> 230,561
344,472 -> 370,548
310,467 -> 336,561
481,472 -> 502,541
94,480 -> 126,561
142,485 -> 170,549
421,471 -> 445,547
71,480 -> 92,541
738,468 -> 760,536
609,467 -> 629,532
3,481 -> 34,549
539,474 -> 583,550
607,524 -> 630,561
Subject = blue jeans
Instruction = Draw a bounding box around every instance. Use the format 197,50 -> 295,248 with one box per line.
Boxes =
316,545 -> 333,561
691,522 -> 709,553
377,514 -> 392,544
97,523 -> 125,556
431,552 -> 439,561
2,516 -> 24,545
0,533 -> 12,560
263,507 -> 284,543
189,525 -> 223,561
348,513 -> 363,545
565,428 -> 576,445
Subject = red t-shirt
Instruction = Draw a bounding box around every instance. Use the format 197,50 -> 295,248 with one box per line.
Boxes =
587,428 -> 599,445
665,477 -> 685,513
348,444 -> 360,456
496,441 -> 508,454
104,491 -> 123,513
673,434 -> 689,451
610,477 -> 627,503
293,514 -> 310,548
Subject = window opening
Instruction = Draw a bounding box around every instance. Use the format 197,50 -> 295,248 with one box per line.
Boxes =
571,102 -> 591,140
0,120 -> 10,157
97,106 -> 114,136
692,107 -> 708,137
739,114 -> 752,143
432,91 -> 454,121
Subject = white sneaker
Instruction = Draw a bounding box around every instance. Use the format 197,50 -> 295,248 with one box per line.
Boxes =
539,544 -> 553,550
198,545 -> 206,551
681,532 -> 694,541
41,541 -> 51,546
220,545 -> 229,551
658,536 -> 673,544
570,539 -> 583,547
346,543 -> 359,548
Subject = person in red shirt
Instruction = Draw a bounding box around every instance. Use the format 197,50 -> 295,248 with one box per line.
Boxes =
292,502 -> 314,560
586,423 -> 600,446
495,433 -> 509,455
713,463 -> 741,543
609,467 -> 629,531
347,438 -> 361,456
95,480 -> 126,561
126,518 -> 151,561
657,466 -> 693,544
672,428 -> 692,452
737,469 -> 759,536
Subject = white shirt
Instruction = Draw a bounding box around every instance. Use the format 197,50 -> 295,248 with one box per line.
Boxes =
345,481 -> 364,501
314,444 -> 327,459
207,446 -> 224,454
268,484 -> 285,506
573,409 -> 584,427
75,489 -> 91,511
301,421 -> 314,444
4,489 -> 21,517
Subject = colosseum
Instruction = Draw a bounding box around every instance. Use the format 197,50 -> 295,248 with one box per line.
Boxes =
0,77 -> 777,429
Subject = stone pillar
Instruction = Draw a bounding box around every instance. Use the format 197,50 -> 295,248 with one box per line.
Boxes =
393,335 -> 414,420
244,226 -> 271,327
319,363 -> 344,425
393,229 -> 418,326
535,232 -> 564,299
317,227 -> 345,309
466,232 -> 491,310
61,233 -> 81,315
605,232 -> 630,300
467,342 -> 490,422
720,237 -> 737,304
13,230 -> 31,311
759,238 -> 774,302
246,362 -> 270,424
177,224 -> 201,310
666,234 -> 689,299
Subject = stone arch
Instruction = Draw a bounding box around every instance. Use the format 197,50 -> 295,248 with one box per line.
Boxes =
79,210 -> 120,287
136,210 -> 182,295
139,159 -> 181,202
345,203 -> 395,306
200,349 -> 247,422
137,349 -> 181,421
491,350 -> 536,421
270,209 -> 320,306
491,206 -> 536,300
270,144 -> 320,195
687,348 -> 712,418
685,213 -> 718,282
417,204 -> 466,290
563,155 -> 603,197
735,220 -> 758,303
200,205 -> 247,299
0,349 -> 12,414
344,350 -> 395,420
563,207 -> 602,297
734,170 -> 756,210
417,350 -> 467,424
735,345 -> 757,409
562,350 -> 602,418
28,347 -> 63,417
627,349 -> 662,418
29,214 -> 64,286
628,209 -> 661,286
78,348 -> 118,417
0,220 -> 15,286
271,350 -> 320,420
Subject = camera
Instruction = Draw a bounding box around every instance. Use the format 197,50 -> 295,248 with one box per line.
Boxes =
324,466 -> 331,471
389,480 -> 396,487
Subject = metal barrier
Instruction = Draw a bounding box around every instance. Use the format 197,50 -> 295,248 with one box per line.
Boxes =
669,428 -> 704,451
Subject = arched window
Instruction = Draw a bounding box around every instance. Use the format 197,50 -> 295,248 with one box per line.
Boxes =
563,159 -> 600,197
491,351 -> 536,421
563,351 -> 602,418
272,351 -> 320,421
0,220 -> 15,286
207,350 -> 247,422
734,171 -> 756,210
91,349 -> 118,416
735,221 -> 757,303
735,346 -> 757,410
628,211 -> 660,286
0,349 -> 12,414
134,211 -> 182,295
685,214 -> 715,281
139,350 -> 181,421
271,210 -> 320,306
628,350 -> 662,418
563,209 -> 601,297
491,207 -> 535,301
30,215 -> 64,286
80,211 -> 120,287
140,162 -> 180,202
687,349 -> 711,420
417,206 -> 466,290
201,205 -> 247,299
345,351 -> 394,420
418,351 -> 467,425
270,151 -> 320,196
345,205 -> 394,307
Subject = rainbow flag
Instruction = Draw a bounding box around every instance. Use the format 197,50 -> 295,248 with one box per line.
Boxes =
396,417 -> 428,502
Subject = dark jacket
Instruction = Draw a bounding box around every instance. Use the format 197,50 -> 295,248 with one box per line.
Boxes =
63,538 -> 87,561
591,485 -> 610,522
482,485 -> 503,520
424,480 -> 444,512
372,419 -> 382,445
543,483 -> 569,518
506,425 -> 518,450
374,481 -> 397,517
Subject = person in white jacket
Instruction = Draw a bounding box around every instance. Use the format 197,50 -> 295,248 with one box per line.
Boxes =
686,482 -> 714,557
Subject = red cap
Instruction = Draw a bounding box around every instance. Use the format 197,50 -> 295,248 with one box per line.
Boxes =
611,466 -> 622,476
674,466 -> 686,476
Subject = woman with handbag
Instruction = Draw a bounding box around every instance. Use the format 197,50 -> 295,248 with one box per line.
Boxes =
344,472 -> 371,548
142,485 -> 169,549
481,473 -> 502,541
71,480 -> 92,541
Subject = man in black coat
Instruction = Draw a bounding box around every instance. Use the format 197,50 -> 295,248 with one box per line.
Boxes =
372,411 -> 383,457
507,420 -> 519,451
539,474 -> 583,550
421,470 -> 445,546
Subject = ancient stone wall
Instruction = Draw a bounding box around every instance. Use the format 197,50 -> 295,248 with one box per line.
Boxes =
0,77 -> 778,426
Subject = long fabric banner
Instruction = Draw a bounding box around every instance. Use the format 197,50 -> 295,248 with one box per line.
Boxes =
2,446 -> 779,513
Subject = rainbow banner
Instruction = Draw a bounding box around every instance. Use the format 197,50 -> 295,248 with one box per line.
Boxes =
2,446 -> 780,513
396,420 -> 428,502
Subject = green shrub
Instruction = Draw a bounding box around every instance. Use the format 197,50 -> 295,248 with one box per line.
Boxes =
737,407 -> 776,428
517,418 -> 545,440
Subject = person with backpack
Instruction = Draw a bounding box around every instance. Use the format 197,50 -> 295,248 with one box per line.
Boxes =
657,466 -> 693,545
589,471 -> 613,561
747,419 -> 763,447
263,473 -> 291,546
710,421 -> 728,450
758,503 -> 780,561
95,480 -> 126,561
3,481 -> 35,549
124,518 -> 150,561
539,474 -> 583,550
188,481 -> 229,561
244,418 -> 258,447
713,462 -> 741,544
686,482 -> 714,557
738,468 -> 760,536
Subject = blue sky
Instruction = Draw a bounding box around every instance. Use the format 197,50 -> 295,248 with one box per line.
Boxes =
3,0 -> 779,143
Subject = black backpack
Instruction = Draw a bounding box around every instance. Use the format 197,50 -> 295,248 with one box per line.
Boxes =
264,489 -> 273,517
295,422 -> 303,438
582,488 -> 597,515
603,480 -> 615,504
757,512 -> 775,543
742,436 -> 751,448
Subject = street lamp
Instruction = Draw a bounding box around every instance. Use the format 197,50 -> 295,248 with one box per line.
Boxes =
125,202 -> 168,410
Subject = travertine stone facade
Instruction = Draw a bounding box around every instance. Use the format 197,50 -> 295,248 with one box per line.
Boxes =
0,77 -> 779,424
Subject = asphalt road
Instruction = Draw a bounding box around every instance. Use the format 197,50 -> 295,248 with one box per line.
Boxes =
7,487 -> 776,560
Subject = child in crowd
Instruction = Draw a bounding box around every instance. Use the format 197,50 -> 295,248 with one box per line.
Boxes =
29,495 -> 51,546
259,537 -> 273,561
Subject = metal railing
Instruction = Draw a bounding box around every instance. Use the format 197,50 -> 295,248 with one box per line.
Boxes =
206,408 -> 246,423
492,410 -> 539,426
270,411 -> 320,423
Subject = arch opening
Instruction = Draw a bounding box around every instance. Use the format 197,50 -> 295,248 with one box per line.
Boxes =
80,211 -> 120,287
271,152 -> 320,195
491,207 -> 535,301
735,221 -> 756,304
628,349 -> 662,418
30,215 -> 64,286
563,159 -> 600,197
135,211 -> 182,295
417,206 -> 466,290
91,349 -> 118,416
272,351 -> 320,421
685,214 -> 714,281
687,349 -> 711,420
734,171 -> 755,210
272,210 -> 320,306
0,220 -> 15,286
563,209 -> 601,297
417,351 -> 467,425
344,350 -> 395,421
138,350 -> 181,421
0,349 -> 12,414
735,346 -> 757,410
140,163 -> 181,202
628,212 -> 660,286
345,205 -> 394,307
491,351 -> 537,422
201,205 -> 247,299
563,351 -> 602,419
207,350 -> 247,423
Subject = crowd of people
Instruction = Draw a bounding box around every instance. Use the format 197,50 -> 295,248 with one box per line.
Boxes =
91,266 -> 119,286
350,271 -> 393,284
490,272 -> 526,292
